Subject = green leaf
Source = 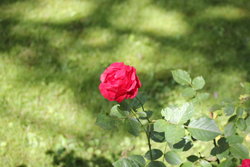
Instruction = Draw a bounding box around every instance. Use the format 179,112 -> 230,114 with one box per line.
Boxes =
96,113 -> 117,130
172,69 -> 192,86
224,122 -> 236,137
218,159 -> 234,167
226,135 -> 243,144
128,155 -> 146,167
236,118 -> 247,131
218,137 -> 228,146
228,115 -> 237,122
165,151 -> 182,165
200,160 -> 212,167
173,138 -> 193,151
137,111 -> 147,119
217,150 -> 230,160
181,162 -> 194,167
119,101 -> 131,112
187,117 -> 221,141
113,155 -> 145,167
224,105 -> 235,116
110,104 -> 128,119
192,93 -> 210,103
236,108 -> 244,117
154,120 -> 168,133
146,161 -> 166,167
173,139 -> 186,149
209,104 -> 223,112
125,118 -> 141,136
165,124 -> 185,144
192,76 -> 205,90
183,141 -> 193,151
246,117 -> 250,132
113,158 -> 139,167
129,93 -> 147,109
230,143 -> 249,159
211,138 -> 229,156
161,103 -> 194,124
182,88 -> 196,98
150,131 -> 165,143
217,137 -> 230,153
140,110 -> 153,120
144,149 -> 163,160
187,155 -> 199,162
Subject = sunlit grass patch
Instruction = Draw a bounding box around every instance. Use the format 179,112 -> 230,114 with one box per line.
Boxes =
81,27 -> 116,48
1,0 -> 96,23
202,6 -> 249,20
26,0 -> 96,23
137,8 -> 190,37
111,2 -> 190,37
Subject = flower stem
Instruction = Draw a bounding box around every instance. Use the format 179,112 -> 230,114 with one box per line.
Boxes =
135,96 -> 153,161
131,109 -> 147,132
131,109 -> 153,161
146,124 -> 153,161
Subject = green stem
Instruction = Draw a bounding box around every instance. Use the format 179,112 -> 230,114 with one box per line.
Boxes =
146,124 -> 153,161
131,109 -> 153,161
135,97 -> 151,123
134,96 -> 153,161
131,109 -> 147,132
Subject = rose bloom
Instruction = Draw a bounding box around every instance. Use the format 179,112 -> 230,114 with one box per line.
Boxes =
99,62 -> 141,103
239,159 -> 250,167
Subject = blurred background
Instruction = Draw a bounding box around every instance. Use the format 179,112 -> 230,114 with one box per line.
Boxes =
0,0 -> 249,166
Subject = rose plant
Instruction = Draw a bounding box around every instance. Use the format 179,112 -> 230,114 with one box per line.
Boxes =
96,62 -> 250,167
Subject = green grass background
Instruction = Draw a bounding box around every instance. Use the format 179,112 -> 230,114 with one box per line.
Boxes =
0,0 -> 249,166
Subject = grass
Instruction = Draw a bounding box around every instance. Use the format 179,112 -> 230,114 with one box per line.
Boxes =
0,0 -> 249,166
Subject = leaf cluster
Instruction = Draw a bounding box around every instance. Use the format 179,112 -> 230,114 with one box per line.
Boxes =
97,69 -> 250,167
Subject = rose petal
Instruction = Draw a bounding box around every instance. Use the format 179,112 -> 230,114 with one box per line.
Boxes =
99,62 -> 141,102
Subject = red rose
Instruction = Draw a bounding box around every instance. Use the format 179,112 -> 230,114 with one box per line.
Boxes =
99,62 -> 141,103
239,159 -> 250,167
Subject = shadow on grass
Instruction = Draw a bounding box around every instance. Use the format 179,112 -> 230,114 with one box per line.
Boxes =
46,148 -> 113,167
0,0 -> 26,6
